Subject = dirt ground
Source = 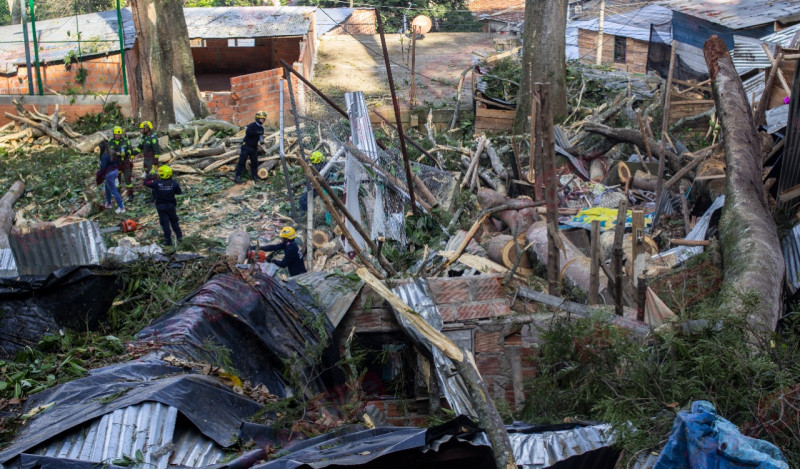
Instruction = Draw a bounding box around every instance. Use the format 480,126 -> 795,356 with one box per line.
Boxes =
313,32 -> 498,108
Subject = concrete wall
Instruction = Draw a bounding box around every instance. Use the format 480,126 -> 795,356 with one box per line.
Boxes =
339,274 -> 538,425
578,29 -> 650,75
0,94 -> 131,126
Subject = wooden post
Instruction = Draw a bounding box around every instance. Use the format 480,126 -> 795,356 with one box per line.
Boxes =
637,276 -> 647,322
410,26 -> 417,108
654,40 -> 676,227
612,199 -> 628,315
754,47 -> 785,127
539,83 -> 560,294
589,220 -> 600,304
595,0 -> 605,66
631,211 -> 646,306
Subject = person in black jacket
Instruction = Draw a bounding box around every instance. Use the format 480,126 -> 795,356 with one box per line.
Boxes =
235,111 -> 266,184
262,226 -> 307,276
143,165 -> 183,246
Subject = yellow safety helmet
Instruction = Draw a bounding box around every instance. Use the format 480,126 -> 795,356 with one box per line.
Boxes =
255,111 -> 267,120
113,126 -> 124,136
310,151 -> 325,164
279,226 -> 296,240
157,165 -> 173,179
139,121 -> 154,131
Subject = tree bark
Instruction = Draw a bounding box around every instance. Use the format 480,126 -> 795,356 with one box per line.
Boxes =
513,0 -> 568,132
8,0 -> 20,25
583,122 -> 682,173
129,0 -> 208,130
704,36 -> 784,338
0,181 -> 25,250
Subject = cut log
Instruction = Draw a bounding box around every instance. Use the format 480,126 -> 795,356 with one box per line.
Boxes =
4,113 -> 81,150
0,127 -> 43,143
76,131 -> 109,154
0,181 -> 26,250
167,120 -> 239,138
632,170 -> 658,191
704,35 -> 784,337
257,159 -> 279,179
482,234 -> 533,275
486,140 -> 509,180
477,188 -> 539,234
312,230 -> 331,248
226,230 -> 250,264
583,122 -> 682,173
525,220 -> 608,295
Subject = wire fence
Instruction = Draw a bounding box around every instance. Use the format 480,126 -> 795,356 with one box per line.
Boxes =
283,67 -> 457,255
0,0 -> 129,96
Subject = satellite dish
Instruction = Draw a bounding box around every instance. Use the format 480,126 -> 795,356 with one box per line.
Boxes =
411,15 -> 433,34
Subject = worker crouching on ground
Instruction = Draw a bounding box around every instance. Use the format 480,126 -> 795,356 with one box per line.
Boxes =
262,226 -> 307,276
235,111 -> 266,184
96,141 -> 126,214
109,126 -> 134,202
144,165 -> 183,247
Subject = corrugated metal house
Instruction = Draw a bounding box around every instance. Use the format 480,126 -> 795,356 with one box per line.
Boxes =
657,0 -> 800,80
573,4 -> 673,75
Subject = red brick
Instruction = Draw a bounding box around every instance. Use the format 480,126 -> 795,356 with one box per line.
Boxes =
429,278 -> 469,305
520,347 -> 537,367
474,331 -> 502,353
476,355 -> 501,375
505,332 -> 522,346
456,302 -> 497,320
439,305 -> 456,322
470,275 -> 506,301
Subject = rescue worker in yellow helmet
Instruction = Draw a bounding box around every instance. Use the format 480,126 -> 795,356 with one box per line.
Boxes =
109,125 -> 134,202
298,150 -> 326,213
234,111 -> 266,184
136,121 -> 160,178
261,226 -> 306,276
143,165 -> 184,247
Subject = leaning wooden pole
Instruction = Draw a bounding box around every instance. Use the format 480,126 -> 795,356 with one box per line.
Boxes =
703,35 -> 784,338
357,268 -> 516,469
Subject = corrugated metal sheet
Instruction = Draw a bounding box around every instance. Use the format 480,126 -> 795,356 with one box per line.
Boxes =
781,223 -> 800,295
392,279 -> 476,418
571,4 -> 673,42
9,220 -> 106,277
0,8 -> 134,71
183,7 -> 313,40
291,271 -> 363,327
733,23 -> 800,75
658,0 -> 800,29
0,247 -> 17,278
742,72 -> 766,106
776,55 -> 800,207
31,402 -> 224,469
509,423 -> 614,468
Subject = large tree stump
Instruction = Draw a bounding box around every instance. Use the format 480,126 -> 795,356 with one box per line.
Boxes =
704,36 -> 784,337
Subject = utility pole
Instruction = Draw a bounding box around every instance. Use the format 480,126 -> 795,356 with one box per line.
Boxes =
595,0 -> 605,66
19,0 -> 33,95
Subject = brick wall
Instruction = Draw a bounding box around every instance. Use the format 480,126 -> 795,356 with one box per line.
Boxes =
0,94 -> 131,126
192,38 -> 273,75
329,9 -> 376,35
339,274 -> 529,422
229,68 -> 298,127
578,29 -> 650,75
0,54 -> 126,96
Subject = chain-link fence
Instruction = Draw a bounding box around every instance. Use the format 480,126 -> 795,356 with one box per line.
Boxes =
283,67 -> 457,253
0,0 -> 129,96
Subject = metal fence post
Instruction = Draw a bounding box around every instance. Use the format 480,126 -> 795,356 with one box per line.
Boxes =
28,0 -> 43,95
116,0 -> 128,94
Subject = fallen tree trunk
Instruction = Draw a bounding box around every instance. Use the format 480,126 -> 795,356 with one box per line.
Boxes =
167,120 -> 239,138
0,181 -> 26,250
4,113 -> 80,150
482,233 -> 533,275
704,35 -> 784,338
583,122 -> 682,173
477,188 -> 539,234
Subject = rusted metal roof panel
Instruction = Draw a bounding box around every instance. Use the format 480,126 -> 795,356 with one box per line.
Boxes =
658,0 -> 800,29
0,8 -> 135,70
9,220 -> 106,277
31,402 -> 225,469
183,7 -> 313,39
290,270 -> 363,328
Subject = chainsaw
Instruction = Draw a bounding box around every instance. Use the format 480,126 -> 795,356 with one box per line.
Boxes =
100,219 -> 144,234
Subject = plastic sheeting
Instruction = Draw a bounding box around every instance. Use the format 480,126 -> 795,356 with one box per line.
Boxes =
135,272 -> 336,398
508,422 -> 619,469
0,359 -> 262,466
654,401 -> 789,469
651,195 -> 724,268
252,415 -> 494,469
0,266 -> 121,358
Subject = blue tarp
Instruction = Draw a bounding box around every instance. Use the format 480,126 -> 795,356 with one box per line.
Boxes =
654,401 -> 789,469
